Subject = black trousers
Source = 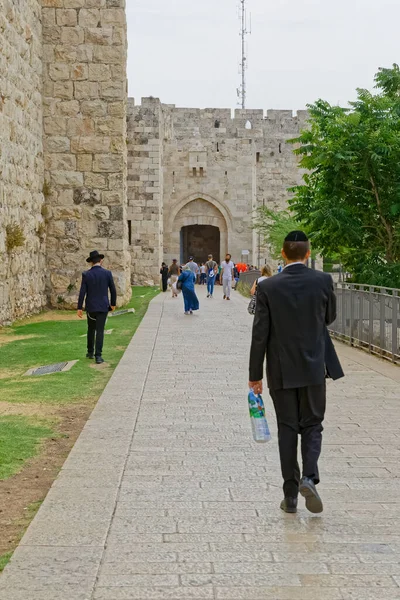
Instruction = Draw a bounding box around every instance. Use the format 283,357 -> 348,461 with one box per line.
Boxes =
270,383 -> 326,498
87,312 -> 108,357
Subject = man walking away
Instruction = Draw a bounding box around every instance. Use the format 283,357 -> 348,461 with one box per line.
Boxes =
185,257 -> 199,280
77,250 -> 117,364
249,231 -> 344,514
169,258 -> 180,298
205,254 -> 217,298
221,253 -> 234,300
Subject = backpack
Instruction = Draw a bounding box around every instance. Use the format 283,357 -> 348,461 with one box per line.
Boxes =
208,269 -> 215,278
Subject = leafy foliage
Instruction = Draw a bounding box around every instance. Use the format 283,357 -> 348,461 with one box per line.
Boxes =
253,207 -> 317,260
288,64 -> 400,287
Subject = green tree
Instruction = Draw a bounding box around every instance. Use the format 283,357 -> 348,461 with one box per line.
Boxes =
253,207 -> 317,259
288,64 -> 400,287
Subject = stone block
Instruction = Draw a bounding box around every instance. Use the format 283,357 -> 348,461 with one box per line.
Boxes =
81,100 -> 108,117
85,173 -> 108,189
110,138 -> 125,153
57,189 -> 74,205
44,136 -> 70,153
108,239 -> 124,251
42,0 -> 63,6
93,154 -> 124,173
86,0 -> 107,6
55,100 -> 80,116
61,27 -> 84,45
71,136 -> 111,154
79,9 -> 101,27
51,171 -> 84,187
88,64 -> 111,81
113,27 -> 126,46
95,117 -> 121,135
108,173 -> 124,188
43,117 -> 67,137
42,8 -> 56,27
108,101 -> 125,117
100,81 -> 125,99
110,206 -> 123,220
67,118 -> 95,137
93,45 -> 124,64
77,155 -> 93,171
54,45 -> 77,62
85,27 -> 113,46
73,188 -> 101,206
74,81 -> 99,100
76,45 -> 93,62
71,63 -> 89,80
43,25 -> 62,44
100,8 -> 126,25
49,63 -> 70,81
54,80 -> 74,99
102,190 -> 123,205
63,0 -> 86,6
56,9 -> 78,27
45,154 -> 77,171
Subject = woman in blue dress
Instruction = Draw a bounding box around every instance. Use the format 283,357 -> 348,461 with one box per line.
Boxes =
178,267 -> 200,315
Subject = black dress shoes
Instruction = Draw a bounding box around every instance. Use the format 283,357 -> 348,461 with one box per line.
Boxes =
95,356 -> 105,364
86,353 -> 94,359
280,497 -> 298,514
300,477 -> 323,514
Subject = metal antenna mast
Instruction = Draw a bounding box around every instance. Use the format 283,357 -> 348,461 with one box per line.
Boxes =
237,0 -> 251,109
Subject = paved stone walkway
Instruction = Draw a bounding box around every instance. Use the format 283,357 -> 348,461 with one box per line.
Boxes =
2,287 -> 400,599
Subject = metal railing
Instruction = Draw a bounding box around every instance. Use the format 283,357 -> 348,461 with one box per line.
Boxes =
329,283 -> 400,364
238,271 -> 261,288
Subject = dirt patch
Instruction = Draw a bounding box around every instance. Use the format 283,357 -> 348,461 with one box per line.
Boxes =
0,403 -> 95,556
14,311 -> 78,325
0,369 -> 22,380
0,335 -> 38,347
0,403 -> 63,418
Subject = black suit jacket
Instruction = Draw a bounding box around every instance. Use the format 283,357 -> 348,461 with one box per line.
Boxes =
249,264 -> 344,390
77,265 -> 117,313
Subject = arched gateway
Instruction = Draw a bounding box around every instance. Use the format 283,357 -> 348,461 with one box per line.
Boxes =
164,197 -> 229,266
126,98 -> 306,284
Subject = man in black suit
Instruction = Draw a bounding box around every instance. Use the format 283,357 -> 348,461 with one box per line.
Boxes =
77,250 -> 117,364
249,231 -> 344,514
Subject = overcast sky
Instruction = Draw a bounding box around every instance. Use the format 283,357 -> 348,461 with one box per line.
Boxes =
127,0 -> 399,111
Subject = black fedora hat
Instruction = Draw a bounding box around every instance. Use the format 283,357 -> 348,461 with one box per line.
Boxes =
86,250 -> 105,263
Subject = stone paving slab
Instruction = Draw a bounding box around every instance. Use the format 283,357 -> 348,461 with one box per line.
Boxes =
1,287 -> 400,599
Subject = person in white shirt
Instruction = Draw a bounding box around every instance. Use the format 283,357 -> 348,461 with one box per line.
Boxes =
221,253 -> 235,300
185,257 -> 199,281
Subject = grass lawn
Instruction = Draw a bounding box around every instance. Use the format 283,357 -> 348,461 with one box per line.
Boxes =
0,552 -> 12,573
0,286 -> 159,405
0,416 -> 54,480
236,280 -> 252,298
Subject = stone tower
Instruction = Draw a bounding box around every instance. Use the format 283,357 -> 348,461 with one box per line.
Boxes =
0,0 -> 131,325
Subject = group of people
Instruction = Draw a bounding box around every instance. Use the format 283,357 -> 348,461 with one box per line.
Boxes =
159,253 -> 237,314
78,230 -> 344,516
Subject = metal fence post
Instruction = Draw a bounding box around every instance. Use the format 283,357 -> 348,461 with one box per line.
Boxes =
392,291 -> 398,363
369,286 -> 373,353
350,285 -> 354,347
380,294 -> 386,356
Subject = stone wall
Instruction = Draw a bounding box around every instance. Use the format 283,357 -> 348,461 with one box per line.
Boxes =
127,99 -> 307,281
42,0 -> 131,307
127,98 -> 163,285
0,0 -> 47,324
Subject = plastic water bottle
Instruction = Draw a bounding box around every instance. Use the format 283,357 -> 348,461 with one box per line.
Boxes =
248,389 -> 271,443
